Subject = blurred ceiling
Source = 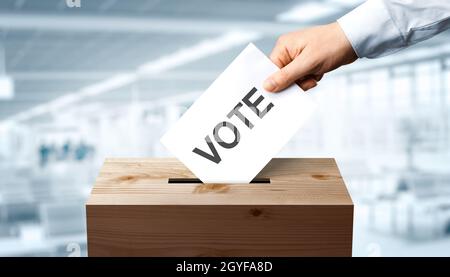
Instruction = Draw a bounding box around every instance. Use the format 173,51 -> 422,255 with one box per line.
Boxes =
0,0 -> 448,123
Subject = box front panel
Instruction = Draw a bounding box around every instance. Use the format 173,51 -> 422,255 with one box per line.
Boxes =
87,205 -> 353,257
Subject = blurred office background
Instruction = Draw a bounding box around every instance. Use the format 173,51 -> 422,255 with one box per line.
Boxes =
0,0 -> 449,256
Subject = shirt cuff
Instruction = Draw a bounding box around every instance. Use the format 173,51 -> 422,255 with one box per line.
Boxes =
337,0 -> 405,58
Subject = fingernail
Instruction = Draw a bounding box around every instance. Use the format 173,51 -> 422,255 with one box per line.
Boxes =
263,78 -> 277,92
305,83 -> 317,91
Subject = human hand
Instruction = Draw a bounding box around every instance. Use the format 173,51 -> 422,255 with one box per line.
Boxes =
263,22 -> 358,92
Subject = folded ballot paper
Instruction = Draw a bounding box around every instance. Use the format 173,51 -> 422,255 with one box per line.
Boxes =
161,43 -> 316,183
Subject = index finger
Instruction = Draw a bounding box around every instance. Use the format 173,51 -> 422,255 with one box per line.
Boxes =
269,40 -> 291,68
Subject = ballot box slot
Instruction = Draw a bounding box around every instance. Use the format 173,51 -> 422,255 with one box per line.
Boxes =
168,178 -> 270,184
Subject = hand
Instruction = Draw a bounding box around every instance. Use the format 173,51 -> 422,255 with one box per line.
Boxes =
263,22 -> 358,92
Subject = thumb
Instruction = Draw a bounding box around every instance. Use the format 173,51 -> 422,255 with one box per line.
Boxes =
264,55 -> 312,92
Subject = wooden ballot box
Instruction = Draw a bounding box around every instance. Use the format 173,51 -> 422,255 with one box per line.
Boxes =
86,158 -> 353,256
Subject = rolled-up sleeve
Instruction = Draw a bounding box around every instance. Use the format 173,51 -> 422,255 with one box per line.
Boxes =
337,0 -> 450,58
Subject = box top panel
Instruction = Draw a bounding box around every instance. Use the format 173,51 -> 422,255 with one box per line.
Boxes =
87,158 -> 353,206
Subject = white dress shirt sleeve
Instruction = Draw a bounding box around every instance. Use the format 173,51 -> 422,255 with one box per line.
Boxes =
337,0 -> 450,58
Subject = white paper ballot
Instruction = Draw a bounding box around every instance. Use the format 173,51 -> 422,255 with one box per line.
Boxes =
161,43 -> 316,183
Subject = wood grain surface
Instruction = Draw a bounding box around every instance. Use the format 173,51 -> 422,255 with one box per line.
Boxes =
86,158 -> 353,256
87,158 -> 353,205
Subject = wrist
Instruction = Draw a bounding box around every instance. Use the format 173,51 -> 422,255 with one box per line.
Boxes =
331,22 -> 358,64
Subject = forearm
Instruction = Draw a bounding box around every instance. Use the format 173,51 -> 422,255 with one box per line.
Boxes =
337,0 -> 450,58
